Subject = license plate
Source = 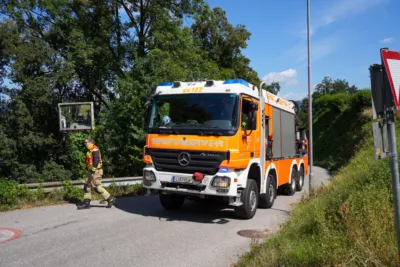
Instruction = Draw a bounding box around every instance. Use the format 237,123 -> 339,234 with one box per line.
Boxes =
171,176 -> 194,184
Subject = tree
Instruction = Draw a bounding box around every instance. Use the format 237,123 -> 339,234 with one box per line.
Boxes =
1,0 -> 125,111
298,97 -> 309,128
0,1 -> 265,181
118,0 -> 204,57
191,5 -> 259,84
314,76 -> 358,98
0,19 -> 76,182
264,82 -> 280,95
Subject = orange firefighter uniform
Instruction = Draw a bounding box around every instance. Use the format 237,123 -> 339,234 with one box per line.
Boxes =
77,143 -> 115,209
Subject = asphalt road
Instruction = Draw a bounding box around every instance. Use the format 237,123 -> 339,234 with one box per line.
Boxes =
0,166 -> 331,267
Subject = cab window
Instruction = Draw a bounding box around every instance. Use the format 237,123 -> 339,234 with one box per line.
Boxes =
241,98 -> 257,131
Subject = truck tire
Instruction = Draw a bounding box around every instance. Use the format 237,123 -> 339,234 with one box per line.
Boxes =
159,193 -> 185,210
258,174 -> 276,209
281,168 -> 296,196
296,166 -> 305,191
234,179 -> 259,219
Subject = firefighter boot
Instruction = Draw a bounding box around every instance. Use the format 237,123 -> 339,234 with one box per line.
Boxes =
77,199 -> 91,210
106,196 -> 116,208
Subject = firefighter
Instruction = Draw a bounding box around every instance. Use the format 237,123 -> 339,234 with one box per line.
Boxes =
77,138 -> 116,209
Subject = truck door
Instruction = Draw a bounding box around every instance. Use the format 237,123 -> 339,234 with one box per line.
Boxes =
239,96 -> 258,160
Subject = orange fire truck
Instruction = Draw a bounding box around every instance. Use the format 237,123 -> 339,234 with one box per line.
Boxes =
142,79 -> 309,219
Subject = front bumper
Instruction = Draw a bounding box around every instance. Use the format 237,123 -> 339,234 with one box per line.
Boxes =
142,167 -> 238,197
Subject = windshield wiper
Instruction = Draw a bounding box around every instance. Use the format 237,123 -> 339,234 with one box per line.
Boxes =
159,129 -> 179,135
199,131 -> 223,136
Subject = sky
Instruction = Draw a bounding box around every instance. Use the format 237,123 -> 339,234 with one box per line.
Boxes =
1,0 -> 399,102
207,0 -> 400,100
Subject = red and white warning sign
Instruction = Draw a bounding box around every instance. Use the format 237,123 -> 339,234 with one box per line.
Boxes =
381,49 -> 400,116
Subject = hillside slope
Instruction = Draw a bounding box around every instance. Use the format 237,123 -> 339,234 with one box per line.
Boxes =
312,90 -> 372,171
236,92 -> 399,266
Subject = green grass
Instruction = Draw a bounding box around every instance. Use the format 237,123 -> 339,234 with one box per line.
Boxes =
235,121 -> 400,266
0,180 -> 146,211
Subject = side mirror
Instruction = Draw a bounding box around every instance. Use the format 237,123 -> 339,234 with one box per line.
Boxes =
145,91 -> 160,108
144,99 -> 152,108
144,104 -> 152,130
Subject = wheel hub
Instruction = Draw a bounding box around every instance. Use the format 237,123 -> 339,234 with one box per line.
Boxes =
250,190 -> 256,211
268,184 -> 274,202
292,177 -> 296,190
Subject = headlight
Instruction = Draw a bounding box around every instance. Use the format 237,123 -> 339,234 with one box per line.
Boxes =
211,176 -> 230,188
143,170 -> 156,181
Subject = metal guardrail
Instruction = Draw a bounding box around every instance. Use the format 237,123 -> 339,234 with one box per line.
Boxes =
21,177 -> 143,193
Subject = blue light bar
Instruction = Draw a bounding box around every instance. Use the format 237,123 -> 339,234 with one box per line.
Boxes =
223,79 -> 250,87
158,82 -> 174,86
219,167 -> 228,172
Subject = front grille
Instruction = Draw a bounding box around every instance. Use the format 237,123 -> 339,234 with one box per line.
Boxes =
147,149 -> 228,175
161,182 -> 207,191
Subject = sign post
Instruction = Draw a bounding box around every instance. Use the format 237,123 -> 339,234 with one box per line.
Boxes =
371,48 -> 400,258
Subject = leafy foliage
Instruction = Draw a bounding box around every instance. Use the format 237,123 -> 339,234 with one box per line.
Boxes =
191,6 -> 259,84
313,76 -> 358,99
296,76 -> 369,171
312,90 -> 372,171
0,0 -> 266,182
0,179 -> 145,211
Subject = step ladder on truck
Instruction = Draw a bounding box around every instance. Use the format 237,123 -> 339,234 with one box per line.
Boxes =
142,79 -> 309,219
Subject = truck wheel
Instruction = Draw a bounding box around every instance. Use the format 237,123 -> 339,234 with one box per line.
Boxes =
258,174 -> 276,209
283,168 -> 297,196
234,179 -> 259,219
296,166 -> 305,191
159,193 -> 185,210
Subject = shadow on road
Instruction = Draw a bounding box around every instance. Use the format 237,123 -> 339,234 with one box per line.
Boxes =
112,195 -> 247,224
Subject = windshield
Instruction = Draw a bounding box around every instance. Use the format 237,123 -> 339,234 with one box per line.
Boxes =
147,93 -> 239,134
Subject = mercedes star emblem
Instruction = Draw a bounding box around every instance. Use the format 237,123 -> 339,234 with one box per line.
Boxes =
178,152 -> 190,166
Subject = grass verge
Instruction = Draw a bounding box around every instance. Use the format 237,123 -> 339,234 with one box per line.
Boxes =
0,179 -> 146,212
234,123 -> 400,266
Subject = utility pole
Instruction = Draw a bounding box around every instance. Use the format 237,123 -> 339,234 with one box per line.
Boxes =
307,0 -> 313,195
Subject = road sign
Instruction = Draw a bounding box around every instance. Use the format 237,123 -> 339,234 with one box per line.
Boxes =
370,63 -> 393,119
374,48 -> 400,259
381,49 -> 400,117
58,102 -> 94,131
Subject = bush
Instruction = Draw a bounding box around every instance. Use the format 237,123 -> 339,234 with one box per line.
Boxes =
65,132 -> 91,181
0,180 -> 47,209
107,180 -> 146,197
314,93 -> 350,113
349,89 -> 372,110
62,180 -> 83,203
313,90 -> 373,171
42,161 -> 73,182
1,178 -> 145,211
0,180 -> 19,206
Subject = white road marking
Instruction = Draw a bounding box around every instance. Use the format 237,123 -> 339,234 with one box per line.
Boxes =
0,229 -> 15,243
